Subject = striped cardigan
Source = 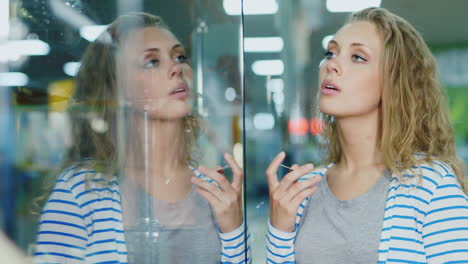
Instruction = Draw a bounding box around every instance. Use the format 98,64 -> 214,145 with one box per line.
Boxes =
34,166 -> 250,264
266,159 -> 468,263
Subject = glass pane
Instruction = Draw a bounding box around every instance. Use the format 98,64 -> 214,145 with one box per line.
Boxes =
1,0 -> 247,263
243,1 -> 468,263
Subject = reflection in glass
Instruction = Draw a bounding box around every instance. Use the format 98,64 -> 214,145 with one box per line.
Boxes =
33,12 -> 248,264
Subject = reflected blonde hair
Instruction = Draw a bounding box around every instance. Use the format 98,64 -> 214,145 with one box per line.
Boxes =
321,7 -> 466,191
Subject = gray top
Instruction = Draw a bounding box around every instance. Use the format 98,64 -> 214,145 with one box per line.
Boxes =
121,180 -> 221,264
295,171 -> 390,264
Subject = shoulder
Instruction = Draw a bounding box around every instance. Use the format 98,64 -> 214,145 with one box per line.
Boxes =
395,157 -> 462,196
57,166 -> 113,186
386,158 -> 466,220
54,166 -> 120,199
57,166 -> 97,184
403,158 -> 454,183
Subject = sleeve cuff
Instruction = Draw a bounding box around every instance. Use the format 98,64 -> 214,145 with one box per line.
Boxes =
218,222 -> 246,241
267,219 -> 296,240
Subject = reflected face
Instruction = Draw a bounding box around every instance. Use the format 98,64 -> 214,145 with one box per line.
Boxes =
121,27 -> 193,120
319,21 -> 383,118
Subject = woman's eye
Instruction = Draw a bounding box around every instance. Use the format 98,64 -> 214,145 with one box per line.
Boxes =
324,51 -> 335,59
352,55 -> 367,62
143,59 -> 159,69
175,55 -> 188,63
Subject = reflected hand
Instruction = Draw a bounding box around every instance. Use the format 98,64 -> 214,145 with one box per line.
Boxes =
191,153 -> 243,233
266,152 -> 321,232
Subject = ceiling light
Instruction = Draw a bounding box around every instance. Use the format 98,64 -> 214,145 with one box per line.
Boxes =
0,72 -> 29,87
253,113 -> 275,130
244,37 -> 283,52
0,40 -> 50,61
326,0 -> 381,12
63,62 -> 81,77
80,25 -> 108,42
223,0 -> 278,15
0,0 -> 9,40
270,78 -> 284,93
322,35 -> 334,50
252,60 -> 284,76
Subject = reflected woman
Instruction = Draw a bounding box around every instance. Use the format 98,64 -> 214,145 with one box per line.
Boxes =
35,12 -> 249,264
266,7 -> 467,263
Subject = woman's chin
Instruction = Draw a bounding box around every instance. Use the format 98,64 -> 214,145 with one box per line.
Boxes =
319,103 -> 339,117
148,107 -> 192,121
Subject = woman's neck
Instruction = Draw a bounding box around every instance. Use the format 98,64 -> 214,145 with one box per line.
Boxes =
335,109 -> 383,171
128,114 -> 188,176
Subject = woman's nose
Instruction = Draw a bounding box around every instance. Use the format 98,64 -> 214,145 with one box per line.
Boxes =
326,58 -> 341,75
169,62 -> 183,78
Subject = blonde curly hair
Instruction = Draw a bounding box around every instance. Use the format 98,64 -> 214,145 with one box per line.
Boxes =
321,7 -> 466,191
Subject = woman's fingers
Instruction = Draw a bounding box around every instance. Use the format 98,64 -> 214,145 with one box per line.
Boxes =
191,176 -> 225,198
290,186 -> 319,208
193,170 -> 243,233
266,152 -> 286,190
197,166 -> 232,192
269,160 -> 319,233
224,153 -> 243,191
275,163 -> 315,195
195,186 -> 222,208
280,175 -> 321,202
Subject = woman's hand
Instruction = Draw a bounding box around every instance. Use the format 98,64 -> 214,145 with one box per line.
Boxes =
266,152 -> 321,232
191,153 -> 243,233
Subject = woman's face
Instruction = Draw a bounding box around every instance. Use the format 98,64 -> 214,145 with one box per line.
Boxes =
121,27 -> 193,120
319,21 -> 383,119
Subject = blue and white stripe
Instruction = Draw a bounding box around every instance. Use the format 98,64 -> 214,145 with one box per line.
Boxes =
34,167 -> 250,264
266,159 -> 468,263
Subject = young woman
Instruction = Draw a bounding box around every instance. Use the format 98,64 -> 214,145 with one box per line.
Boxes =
266,7 -> 467,263
34,13 -> 249,264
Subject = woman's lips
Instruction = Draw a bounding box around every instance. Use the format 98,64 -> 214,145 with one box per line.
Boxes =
321,87 -> 340,96
170,83 -> 189,99
172,90 -> 188,99
320,81 -> 340,96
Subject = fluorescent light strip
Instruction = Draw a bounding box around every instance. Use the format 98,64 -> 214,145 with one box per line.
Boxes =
0,72 -> 29,87
0,40 -> 51,58
63,62 -> 81,77
271,78 -> 284,93
252,60 -> 284,76
80,25 -> 108,42
253,113 -> 275,130
0,0 -> 8,40
0,40 -> 50,62
244,37 -> 283,52
326,0 -> 381,12
223,0 -> 278,15
322,35 -> 334,50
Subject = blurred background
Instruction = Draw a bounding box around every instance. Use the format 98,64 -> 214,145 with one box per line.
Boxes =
1,0 -> 467,263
